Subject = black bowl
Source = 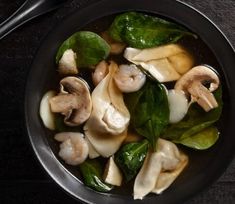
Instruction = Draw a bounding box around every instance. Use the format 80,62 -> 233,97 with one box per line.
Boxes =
25,0 -> 235,203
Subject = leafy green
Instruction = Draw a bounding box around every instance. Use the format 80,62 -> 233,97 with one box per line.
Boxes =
56,31 -> 110,67
79,159 -> 113,192
109,12 -> 195,49
175,126 -> 219,150
115,140 -> 149,181
162,86 -> 222,149
125,81 -> 169,150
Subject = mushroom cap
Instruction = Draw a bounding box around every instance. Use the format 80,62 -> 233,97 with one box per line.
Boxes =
50,76 -> 92,126
175,65 -> 219,92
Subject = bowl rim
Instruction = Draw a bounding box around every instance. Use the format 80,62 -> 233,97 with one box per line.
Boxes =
25,0 -> 235,203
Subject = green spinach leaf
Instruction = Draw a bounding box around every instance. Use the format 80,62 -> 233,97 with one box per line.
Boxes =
56,31 -> 110,67
115,140 -> 148,181
79,159 -> 113,192
175,126 -> 219,150
125,81 -> 169,150
109,12 -> 195,49
162,86 -> 222,149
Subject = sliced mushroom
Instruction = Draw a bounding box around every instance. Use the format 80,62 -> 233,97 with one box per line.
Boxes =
124,44 -> 194,82
49,77 -> 92,126
103,156 -> 123,186
55,132 -> 89,165
58,49 -> 78,75
175,65 -> 220,112
133,139 -> 188,200
39,90 -> 56,130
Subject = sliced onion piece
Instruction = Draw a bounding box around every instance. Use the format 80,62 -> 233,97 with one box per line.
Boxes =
168,89 -> 188,124
39,90 -> 56,130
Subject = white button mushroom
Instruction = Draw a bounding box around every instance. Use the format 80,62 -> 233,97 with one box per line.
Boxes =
58,49 -> 78,75
49,77 -> 92,126
55,132 -> 89,165
39,90 -> 56,130
175,65 -> 220,112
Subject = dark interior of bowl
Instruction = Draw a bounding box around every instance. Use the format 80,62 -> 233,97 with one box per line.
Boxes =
25,0 -> 235,203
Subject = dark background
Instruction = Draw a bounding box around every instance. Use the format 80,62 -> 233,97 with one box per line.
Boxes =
0,0 -> 234,203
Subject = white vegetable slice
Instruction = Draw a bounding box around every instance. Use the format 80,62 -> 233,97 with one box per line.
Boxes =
39,90 -> 56,130
168,89 -> 189,123
58,49 -> 78,75
103,156 -> 123,186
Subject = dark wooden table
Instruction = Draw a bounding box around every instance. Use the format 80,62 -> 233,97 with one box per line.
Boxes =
0,0 -> 234,203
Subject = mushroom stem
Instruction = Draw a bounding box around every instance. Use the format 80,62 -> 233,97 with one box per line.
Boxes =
175,65 -> 220,112
189,83 -> 218,112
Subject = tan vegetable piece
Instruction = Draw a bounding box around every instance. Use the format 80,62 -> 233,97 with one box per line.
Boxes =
175,65 -> 220,112
103,156 -> 123,186
58,49 -> 78,75
49,77 -> 92,126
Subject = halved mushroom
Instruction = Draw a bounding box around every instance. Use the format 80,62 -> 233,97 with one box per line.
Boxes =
49,77 -> 92,126
55,132 -> 89,165
175,65 -> 220,112
124,44 -> 194,82
58,49 -> 78,75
